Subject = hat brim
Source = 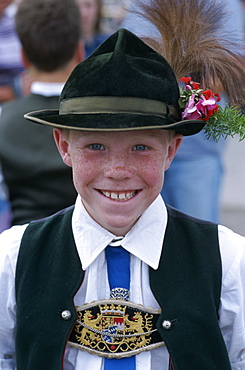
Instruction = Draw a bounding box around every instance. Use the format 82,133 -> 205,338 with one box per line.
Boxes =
24,109 -> 206,136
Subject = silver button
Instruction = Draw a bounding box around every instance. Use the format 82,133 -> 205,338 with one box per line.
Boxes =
162,320 -> 171,330
61,310 -> 71,320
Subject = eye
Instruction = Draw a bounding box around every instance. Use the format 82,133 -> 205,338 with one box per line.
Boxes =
89,144 -> 105,150
132,145 -> 148,151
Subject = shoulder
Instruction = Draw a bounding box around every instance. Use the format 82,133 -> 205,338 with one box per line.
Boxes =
0,208 -> 74,275
0,95 -> 37,123
20,206 -> 75,242
167,205 -> 215,224
0,224 -> 28,275
218,225 -> 245,362
218,225 -> 245,283
1,94 -> 54,114
1,96 -> 28,112
0,95 -> 57,143
1,94 -> 59,117
167,205 -> 217,232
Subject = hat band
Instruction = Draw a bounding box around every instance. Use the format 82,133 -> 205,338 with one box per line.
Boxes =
60,96 -> 179,119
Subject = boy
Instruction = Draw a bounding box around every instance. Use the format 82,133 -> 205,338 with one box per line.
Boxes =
0,29 -> 245,369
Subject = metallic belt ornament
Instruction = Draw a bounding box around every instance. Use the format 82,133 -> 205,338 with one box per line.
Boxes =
68,299 -> 165,358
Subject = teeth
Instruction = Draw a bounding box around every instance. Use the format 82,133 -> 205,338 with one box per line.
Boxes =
101,191 -> 136,201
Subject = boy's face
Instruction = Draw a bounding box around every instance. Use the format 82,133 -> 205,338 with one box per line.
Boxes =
54,128 -> 182,236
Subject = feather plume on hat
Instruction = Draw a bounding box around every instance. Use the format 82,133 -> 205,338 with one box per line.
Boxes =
132,0 -> 245,140
136,0 -> 245,106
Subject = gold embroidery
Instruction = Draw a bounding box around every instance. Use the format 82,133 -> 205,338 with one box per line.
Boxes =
68,299 -> 164,358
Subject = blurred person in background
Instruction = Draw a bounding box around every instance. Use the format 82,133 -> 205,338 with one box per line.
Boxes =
0,0 -> 22,232
0,0 -> 82,226
0,0 -> 27,103
77,0 -> 109,58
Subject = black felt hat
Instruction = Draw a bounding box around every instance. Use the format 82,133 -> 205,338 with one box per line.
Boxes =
24,28 -> 205,136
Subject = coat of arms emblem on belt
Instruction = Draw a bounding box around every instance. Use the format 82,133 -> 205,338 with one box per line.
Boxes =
69,299 -> 165,358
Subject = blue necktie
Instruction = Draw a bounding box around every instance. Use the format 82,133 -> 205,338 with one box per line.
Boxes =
104,245 -> 136,370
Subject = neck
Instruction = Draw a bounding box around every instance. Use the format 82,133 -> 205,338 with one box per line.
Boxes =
30,61 -> 77,83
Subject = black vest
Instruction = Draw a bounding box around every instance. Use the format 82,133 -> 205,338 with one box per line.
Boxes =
0,94 -> 77,225
15,206 -> 231,369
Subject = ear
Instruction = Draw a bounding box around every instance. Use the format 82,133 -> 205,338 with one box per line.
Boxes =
53,128 -> 72,167
21,48 -> 31,68
164,133 -> 183,171
75,41 -> 84,63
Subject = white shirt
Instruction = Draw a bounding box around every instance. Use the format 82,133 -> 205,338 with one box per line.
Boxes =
30,81 -> 64,97
0,195 -> 245,369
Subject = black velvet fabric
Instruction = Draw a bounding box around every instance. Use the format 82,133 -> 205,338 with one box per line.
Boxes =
25,29 -> 205,136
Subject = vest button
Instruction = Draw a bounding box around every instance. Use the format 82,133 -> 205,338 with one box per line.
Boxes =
162,320 -> 171,330
61,310 -> 72,320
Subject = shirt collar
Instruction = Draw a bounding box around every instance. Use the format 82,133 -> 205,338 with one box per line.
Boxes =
72,195 -> 168,271
30,81 -> 64,97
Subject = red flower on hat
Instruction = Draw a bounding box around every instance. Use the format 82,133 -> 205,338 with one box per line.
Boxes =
180,77 -> 200,91
179,77 -> 220,121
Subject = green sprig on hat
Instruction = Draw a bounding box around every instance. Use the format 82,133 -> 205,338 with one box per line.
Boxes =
204,105 -> 245,142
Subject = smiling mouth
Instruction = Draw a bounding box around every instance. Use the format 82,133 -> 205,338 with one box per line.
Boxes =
100,190 -> 138,201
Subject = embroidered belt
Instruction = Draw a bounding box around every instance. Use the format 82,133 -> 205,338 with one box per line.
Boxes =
68,299 -> 165,358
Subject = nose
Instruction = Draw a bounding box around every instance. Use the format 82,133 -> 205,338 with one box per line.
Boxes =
104,154 -> 133,179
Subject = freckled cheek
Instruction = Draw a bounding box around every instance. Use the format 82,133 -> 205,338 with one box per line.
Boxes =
137,157 -> 165,187
71,155 -> 103,186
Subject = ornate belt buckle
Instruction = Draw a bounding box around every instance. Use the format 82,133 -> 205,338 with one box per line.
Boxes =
68,299 -> 165,358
